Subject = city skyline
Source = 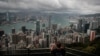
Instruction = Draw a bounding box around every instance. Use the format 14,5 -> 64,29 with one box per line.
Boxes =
0,0 -> 100,56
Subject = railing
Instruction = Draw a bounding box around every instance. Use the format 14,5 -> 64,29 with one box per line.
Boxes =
0,48 -> 97,56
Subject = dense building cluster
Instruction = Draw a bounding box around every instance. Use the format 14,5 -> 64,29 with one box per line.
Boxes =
0,13 -> 100,50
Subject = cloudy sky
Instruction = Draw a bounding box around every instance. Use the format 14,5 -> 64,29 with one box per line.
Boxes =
0,0 -> 100,14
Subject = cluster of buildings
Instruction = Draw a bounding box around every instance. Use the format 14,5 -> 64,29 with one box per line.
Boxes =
0,12 -> 37,25
70,17 -> 100,42
0,14 -> 100,50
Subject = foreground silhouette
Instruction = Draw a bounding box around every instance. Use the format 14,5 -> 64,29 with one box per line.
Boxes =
50,42 -> 66,56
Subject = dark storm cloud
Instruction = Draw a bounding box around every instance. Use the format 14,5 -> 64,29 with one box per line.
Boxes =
0,0 -> 100,14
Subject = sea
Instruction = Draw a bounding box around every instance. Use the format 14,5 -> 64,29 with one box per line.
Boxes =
0,18 -> 70,34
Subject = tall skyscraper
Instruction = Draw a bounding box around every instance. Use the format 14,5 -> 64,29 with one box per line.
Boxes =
89,21 -> 98,30
90,30 -> 96,41
83,23 -> 90,33
36,20 -> 40,35
77,19 -> 83,32
46,34 -> 49,47
77,19 -> 88,32
22,26 -> 26,34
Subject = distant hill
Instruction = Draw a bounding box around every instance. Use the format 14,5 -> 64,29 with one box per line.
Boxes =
80,13 -> 100,17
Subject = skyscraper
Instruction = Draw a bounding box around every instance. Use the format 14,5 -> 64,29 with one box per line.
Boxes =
89,21 -> 98,30
83,23 -> 90,33
22,26 -> 26,34
77,19 -> 83,32
46,34 -> 49,47
36,20 -> 40,35
90,30 -> 96,41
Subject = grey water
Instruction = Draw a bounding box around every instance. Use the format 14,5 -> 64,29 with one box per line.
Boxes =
0,18 -> 70,34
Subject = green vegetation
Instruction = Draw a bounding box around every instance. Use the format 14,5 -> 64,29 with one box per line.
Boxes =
82,46 -> 96,53
66,43 -> 87,50
86,37 -> 100,55
66,37 -> 100,55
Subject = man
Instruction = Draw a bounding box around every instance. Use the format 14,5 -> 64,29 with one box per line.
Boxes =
50,42 -> 66,56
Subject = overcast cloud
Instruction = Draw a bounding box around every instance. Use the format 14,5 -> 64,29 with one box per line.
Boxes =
0,0 -> 100,14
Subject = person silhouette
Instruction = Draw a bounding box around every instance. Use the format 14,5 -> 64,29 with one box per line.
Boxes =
50,42 -> 66,56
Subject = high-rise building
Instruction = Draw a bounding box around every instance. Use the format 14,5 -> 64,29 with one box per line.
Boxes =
12,28 -> 16,34
52,24 -> 58,30
22,26 -> 26,34
87,29 -> 91,35
96,18 -> 100,27
45,33 -> 50,47
83,23 -> 90,33
77,19 -> 83,32
89,21 -> 98,30
36,20 -> 40,35
41,23 -> 45,32
90,30 -> 96,41
42,23 -> 45,27
77,19 -> 88,32
12,34 -> 19,44
0,30 -> 4,37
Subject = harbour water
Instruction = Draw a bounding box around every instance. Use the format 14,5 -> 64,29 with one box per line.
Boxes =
0,18 -> 70,34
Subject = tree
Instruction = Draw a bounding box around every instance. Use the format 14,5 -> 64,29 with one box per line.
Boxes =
82,46 -> 96,53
